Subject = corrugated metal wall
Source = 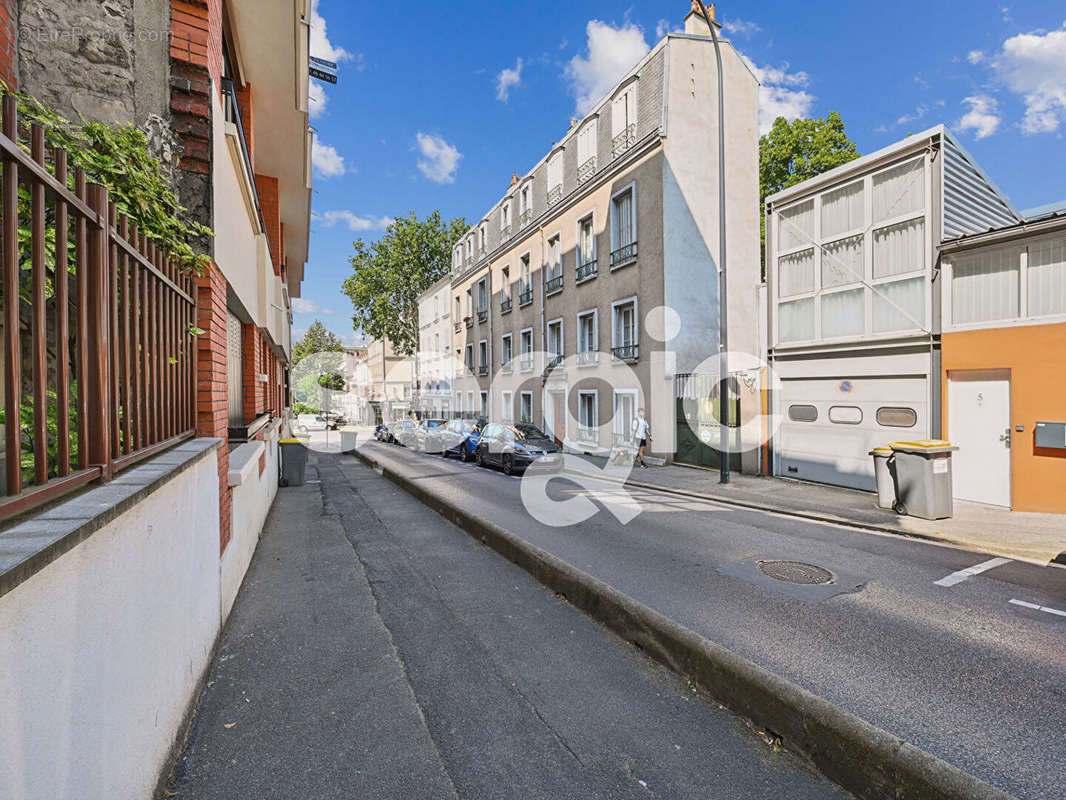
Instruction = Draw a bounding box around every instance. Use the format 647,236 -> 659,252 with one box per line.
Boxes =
942,135 -> 1020,240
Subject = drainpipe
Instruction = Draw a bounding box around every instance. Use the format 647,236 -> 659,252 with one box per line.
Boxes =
539,226 -> 547,432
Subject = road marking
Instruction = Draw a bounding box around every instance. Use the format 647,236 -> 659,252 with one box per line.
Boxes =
933,557 -> 1012,587
1009,599 -> 1066,618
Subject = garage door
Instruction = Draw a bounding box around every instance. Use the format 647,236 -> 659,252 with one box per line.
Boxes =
776,377 -> 929,491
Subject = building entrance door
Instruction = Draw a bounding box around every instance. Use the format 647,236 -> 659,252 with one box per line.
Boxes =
948,370 -> 1011,508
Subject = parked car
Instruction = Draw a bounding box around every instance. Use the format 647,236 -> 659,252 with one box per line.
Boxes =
440,418 -> 484,462
374,423 -> 389,442
475,422 -> 561,475
389,419 -> 420,447
415,418 -> 448,453
322,411 -> 346,431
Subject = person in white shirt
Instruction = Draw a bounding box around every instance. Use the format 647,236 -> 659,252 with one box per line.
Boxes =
632,409 -> 650,468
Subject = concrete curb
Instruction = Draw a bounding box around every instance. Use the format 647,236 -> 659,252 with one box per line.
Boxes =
354,447 -> 1016,800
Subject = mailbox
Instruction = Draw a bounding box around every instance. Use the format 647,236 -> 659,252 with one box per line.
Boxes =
1034,422 -> 1066,450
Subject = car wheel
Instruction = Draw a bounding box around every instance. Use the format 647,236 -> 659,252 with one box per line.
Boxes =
475,447 -> 485,467
502,453 -> 515,476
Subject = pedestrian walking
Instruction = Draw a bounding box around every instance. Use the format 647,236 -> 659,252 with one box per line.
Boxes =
632,409 -> 650,468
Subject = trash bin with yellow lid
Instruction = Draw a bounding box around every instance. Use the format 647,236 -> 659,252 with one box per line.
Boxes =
279,438 -> 310,487
888,440 -> 958,519
869,447 -> 895,510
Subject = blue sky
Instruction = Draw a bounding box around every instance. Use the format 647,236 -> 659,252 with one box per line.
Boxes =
298,0 -> 1066,344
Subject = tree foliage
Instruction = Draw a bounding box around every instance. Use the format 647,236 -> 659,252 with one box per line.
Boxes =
292,320 -> 344,365
341,211 -> 467,356
759,111 -> 860,270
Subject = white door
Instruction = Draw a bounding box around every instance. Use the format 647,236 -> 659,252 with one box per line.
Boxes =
948,370 -> 1011,507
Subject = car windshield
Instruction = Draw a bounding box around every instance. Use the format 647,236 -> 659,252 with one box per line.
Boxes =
425,420 -> 444,428
512,424 -> 548,440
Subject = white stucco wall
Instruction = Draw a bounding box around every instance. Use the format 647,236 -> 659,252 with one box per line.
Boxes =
0,449 -> 222,800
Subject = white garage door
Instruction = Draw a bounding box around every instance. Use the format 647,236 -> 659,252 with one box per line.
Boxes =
776,377 -> 929,491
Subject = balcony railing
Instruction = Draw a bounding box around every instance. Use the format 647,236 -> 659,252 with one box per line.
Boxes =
477,309 -> 488,324
519,209 -> 532,228
576,258 -> 598,282
520,355 -> 534,372
500,298 -> 512,314
545,274 -> 563,295
518,288 -> 533,307
541,354 -> 565,385
612,123 -> 636,158
577,350 -> 599,365
0,96 -> 196,521
221,78 -> 269,255
500,224 -> 512,240
546,184 -> 563,206
578,157 -> 597,183
464,315 -> 473,328
577,426 -> 599,444
612,343 -> 639,362
477,365 -> 488,376
610,241 -> 638,268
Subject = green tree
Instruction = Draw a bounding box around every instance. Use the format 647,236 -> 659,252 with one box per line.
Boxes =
759,111 -> 860,271
341,211 -> 467,356
292,320 -> 344,365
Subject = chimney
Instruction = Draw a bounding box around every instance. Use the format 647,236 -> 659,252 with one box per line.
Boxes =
684,1 -> 720,36
510,173 -> 520,187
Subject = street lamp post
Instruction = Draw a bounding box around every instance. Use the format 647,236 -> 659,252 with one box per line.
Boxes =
696,1 -> 731,485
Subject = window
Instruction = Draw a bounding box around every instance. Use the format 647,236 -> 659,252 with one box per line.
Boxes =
466,235 -> 474,261
547,318 -> 563,358
872,276 -> 924,333
821,180 -> 864,238
821,289 -> 865,339
520,328 -> 534,371
455,296 -> 461,322
778,248 -> 815,297
951,246 -> 1021,325
520,392 -> 533,423
547,151 -> 563,201
577,309 -> 597,363
520,182 -> 532,226
611,297 -> 637,360
873,218 -> 925,279
500,333 -> 513,368
876,407 -> 917,428
610,186 -> 636,267
464,343 -> 473,371
872,158 -> 924,223
778,298 -> 815,343
778,199 -> 814,252
480,391 -> 488,417
578,391 -> 598,442
577,118 -> 598,181
478,339 -> 488,373
467,391 -> 475,413
477,278 -> 488,315
479,223 -> 487,253
519,254 -> 532,305
434,332 -> 439,353
829,406 -> 863,425
501,265 -> 511,299
613,390 -> 637,444
501,199 -> 512,236
577,214 -> 596,279
501,390 -> 513,421
611,83 -> 637,156
1029,236 -> 1066,318
788,404 -> 818,422
546,235 -> 562,294
822,235 -> 864,289
465,288 -> 473,318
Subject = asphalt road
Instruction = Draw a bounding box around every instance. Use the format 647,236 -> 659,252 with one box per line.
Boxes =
358,438 -> 1066,800
169,453 -> 847,799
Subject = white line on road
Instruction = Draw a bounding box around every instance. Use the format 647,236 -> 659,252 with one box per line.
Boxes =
933,557 -> 1013,587
1008,599 -> 1066,618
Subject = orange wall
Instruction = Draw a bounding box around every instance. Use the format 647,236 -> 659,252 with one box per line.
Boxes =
942,322 -> 1066,513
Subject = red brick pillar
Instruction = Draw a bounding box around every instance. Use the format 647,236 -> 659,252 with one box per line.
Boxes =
195,264 -> 231,554
0,0 -> 16,90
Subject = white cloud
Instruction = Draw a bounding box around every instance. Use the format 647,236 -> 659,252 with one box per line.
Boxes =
308,79 -> 328,119
957,95 -> 1002,139
896,104 -> 929,126
291,298 -> 335,315
740,56 -> 815,134
415,132 -> 462,184
991,25 -> 1066,134
967,49 -> 985,65
309,0 -> 351,64
312,138 -> 347,177
341,331 -> 370,348
496,58 -> 523,102
320,210 -> 393,232
655,19 -> 679,39
723,18 -> 762,38
564,20 -> 651,115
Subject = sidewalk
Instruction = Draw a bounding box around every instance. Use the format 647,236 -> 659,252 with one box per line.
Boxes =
590,459 -> 1066,566
165,452 -> 847,799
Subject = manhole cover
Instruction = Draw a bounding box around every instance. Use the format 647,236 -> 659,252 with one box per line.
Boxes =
756,560 -> 834,585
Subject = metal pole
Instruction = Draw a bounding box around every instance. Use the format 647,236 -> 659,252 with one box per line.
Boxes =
698,2 -> 730,484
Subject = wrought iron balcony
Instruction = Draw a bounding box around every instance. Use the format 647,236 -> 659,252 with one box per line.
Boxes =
477,309 -> 488,324
477,365 -> 488,376
577,426 -> 599,444
518,288 -> 533,307
500,223 -> 512,240
577,350 -> 599,365
576,258 -> 597,282
500,298 -> 512,314
546,184 -> 563,205
577,157 -> 596,183
464,315 -> 473,328
610,241 -> 638,268
612,123 -> 636,158
545,274 -> 563,295
611,344 -> 639,362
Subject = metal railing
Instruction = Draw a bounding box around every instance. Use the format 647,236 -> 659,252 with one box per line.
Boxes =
546,184 -> 562,205
612,343 -> 639,361
477,309 -> 487,324
545,274 -> 563,295
612,124 -> 636,158
576,258 -> 598,281
610,241 -> 638,268
221,79 -> 272,264
578,157 -> 596,183
519,355 -> 534,372
0,96 -> 197,521
577,426 -> 599,443
577,350 -> 599,365
477,365 -> 488,376
500,223 -> 512,240
500,298 -> 512,314
518,288 -> 533,307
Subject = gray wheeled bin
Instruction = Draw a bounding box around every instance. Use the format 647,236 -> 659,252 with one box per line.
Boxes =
869,447 -> 895,509
279,438 -> 309,486
888,440 -> 958,520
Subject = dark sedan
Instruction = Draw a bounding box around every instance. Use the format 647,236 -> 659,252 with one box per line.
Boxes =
475,422 -> 561,475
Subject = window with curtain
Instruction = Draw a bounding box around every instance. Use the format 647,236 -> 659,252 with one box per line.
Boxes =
778,248 -> 815,297
611,86 -> 636,137
951,247 -> 1020,325
872,158 -> 924,222
579,392 -> 597,435
1028,236 -> 1066,318
520,393 -> 533,423
873,277 -> 925,332
778,297 -> 815,342
502,391 -> 513,420
613,302 -> 636,348
873,218 -> 925,279
548,236 -> 561,278
578,216 -> 595,265
778,199 -> 814,252
822,235 -> 864,288
577,120 -> 597,172
821,180 -> 864,238
547,153 -> 563,193
821,289 -> 865,338
578,311 -> 596,353
612,189 -> 635,248
547,320 -> 563,356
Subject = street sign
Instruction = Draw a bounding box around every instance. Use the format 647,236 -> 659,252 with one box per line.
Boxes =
309,56 -> 338,84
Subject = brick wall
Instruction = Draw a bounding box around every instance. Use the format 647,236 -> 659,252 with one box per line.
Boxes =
0,0 -> 16,90
255,174 -> 282,276
170,0 -> 223,89
235,82 -> 254,168
241,324 -> 264,422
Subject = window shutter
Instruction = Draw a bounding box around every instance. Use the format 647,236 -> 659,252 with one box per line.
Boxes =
612,95 -> 626,136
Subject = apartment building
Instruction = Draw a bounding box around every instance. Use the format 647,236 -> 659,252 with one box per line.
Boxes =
448,5 -> 760,466
416,275 -> 455,418
765,126 -> 1021,493
938,205 -> 1066,513
360,337 -> 415,425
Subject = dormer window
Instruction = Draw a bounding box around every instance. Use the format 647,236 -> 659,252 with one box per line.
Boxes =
611,82 -> 637,158
547,150 -> 563,205
577,118 -> 598,182
519,182 -> 533,228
